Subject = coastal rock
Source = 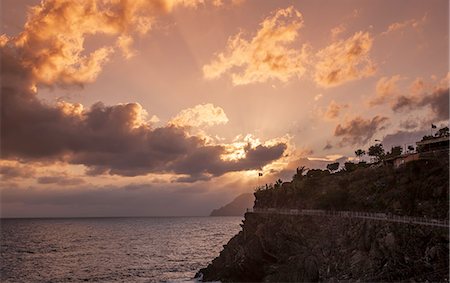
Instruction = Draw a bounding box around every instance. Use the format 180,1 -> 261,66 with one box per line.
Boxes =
198,213 -> 448,282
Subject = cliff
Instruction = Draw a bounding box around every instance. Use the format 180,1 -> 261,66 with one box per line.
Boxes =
210,193 -> 255,216
199,213 -> 448,282
198,157 -> 449,281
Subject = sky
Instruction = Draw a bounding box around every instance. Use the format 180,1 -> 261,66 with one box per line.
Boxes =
1,0 -> 448,217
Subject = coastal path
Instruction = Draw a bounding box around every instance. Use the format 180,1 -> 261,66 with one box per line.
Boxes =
246,207 -> 449,228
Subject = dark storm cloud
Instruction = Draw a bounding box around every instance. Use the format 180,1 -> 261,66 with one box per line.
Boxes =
392,88 -> 449,122
0,45 -> 287,181
334,115 -> 389,146
171,143 -> 287,182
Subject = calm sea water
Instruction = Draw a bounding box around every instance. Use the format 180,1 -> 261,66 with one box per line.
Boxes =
1,217 -> 242,282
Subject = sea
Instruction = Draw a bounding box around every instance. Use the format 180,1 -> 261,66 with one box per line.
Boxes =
0,217 -> 243,282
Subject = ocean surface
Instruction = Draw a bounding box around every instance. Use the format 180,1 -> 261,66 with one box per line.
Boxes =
1,217 -> 243,282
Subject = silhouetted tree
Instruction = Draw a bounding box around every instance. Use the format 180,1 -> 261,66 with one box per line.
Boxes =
293,166 -> 306,180
326,162 -> 339,172
306,169 -> 330,178
344,162 -> 358,172
407,145 -> 415,152
274,179 -> 283,188
435,126 -> 449,137
355,149 -> 366,158
368,143 -> 385,162
388,145 -> 402,157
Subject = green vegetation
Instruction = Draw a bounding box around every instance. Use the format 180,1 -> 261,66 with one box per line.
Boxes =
326,162 -> 339,172
255,158 -> 448,219
255,128 -> 449,219
354,149 -> 365,161
368,143 -> 384,161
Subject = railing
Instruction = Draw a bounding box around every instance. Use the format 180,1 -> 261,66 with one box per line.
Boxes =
246,208 -> 449,228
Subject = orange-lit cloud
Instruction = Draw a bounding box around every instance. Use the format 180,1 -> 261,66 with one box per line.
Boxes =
314,31 -> 376,87
203,6 -> 310,85
369,75 -> 403,106
169,103 -> 229,128
324,100 -> 348,119
382,14 -> 427,35
330,24 -> 346,40
366,73 -> 449,122
1,0 -> 290,183
9,0 -> 154,87
334,115 -> 388,146
4,0 -> 228,88
0,161 -> 36,180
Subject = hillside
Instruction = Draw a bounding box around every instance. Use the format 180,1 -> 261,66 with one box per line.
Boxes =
210,193 -> 255,216
198,156 -> 449,282
254,158 -> 448,218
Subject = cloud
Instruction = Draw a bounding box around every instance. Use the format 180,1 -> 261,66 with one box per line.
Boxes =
392,88 -> 449,122
369,75 -> 402,106
324,100 -> 348,119
381,14 -> 427,36
1,51 -> 286,181
203,6 -> 310,85
409,77 -> 426,94
171,142 -> 287,182
330,24 -> 346,40
399,119 -> 420,130
169,103 -> 229,128
8,0 -> 150,87
1,0 -> 289,183
323,141 -> 333,150
37,176 -> 85,186
1,79 -> 287,180
314,94 -> 323,101
2,0 -> 222,88
0,162 -> 36,180
334,115 -> 389,146
314,31 -> 376,87
381,129 -> 429,150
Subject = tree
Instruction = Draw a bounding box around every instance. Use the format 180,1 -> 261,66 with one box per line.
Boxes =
326,162 -> 339,172
389,145 -> 402,157
274,179 -> 283,188
435,126 -> 449,137
293,166 -> 306,180
306,169 -> 330,178
344,162 -> 358,172
407,145 -> 415,152
368,143 -> 385,162
354,149 -> 366,162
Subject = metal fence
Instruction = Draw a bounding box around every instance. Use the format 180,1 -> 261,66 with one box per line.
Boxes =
246,207 -> 449,228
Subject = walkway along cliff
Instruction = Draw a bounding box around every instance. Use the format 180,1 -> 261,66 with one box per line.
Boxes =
197,153 -> 449,282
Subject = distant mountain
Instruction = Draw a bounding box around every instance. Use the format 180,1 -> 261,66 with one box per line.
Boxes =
210,193 -> 255,216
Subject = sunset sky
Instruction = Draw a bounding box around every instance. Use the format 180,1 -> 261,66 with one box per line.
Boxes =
1,0 -> 448,217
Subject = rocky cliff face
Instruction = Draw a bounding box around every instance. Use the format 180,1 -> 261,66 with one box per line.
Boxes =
199,158 -> 449,282
199,213 -> 448,282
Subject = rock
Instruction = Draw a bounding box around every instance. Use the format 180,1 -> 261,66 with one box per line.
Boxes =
198,213 -> 449,282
